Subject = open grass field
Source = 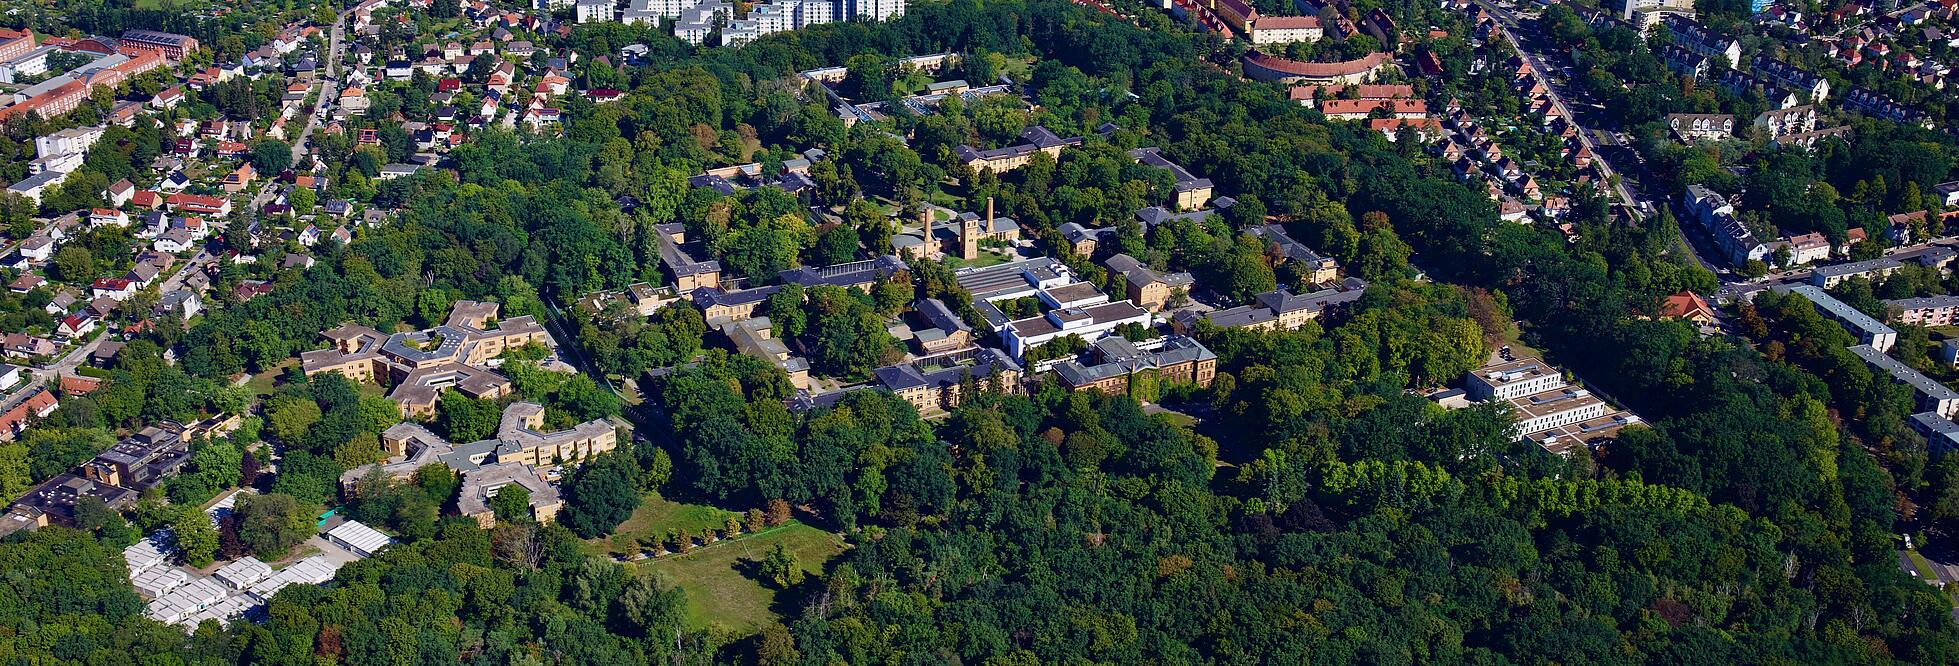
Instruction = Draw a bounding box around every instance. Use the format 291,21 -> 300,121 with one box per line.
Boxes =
639,522 -> 846,635
594,492 -> 736,556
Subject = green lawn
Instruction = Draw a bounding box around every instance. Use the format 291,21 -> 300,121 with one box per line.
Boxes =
595,492 -> 738,557
1496,323 -> 1545,362
943,249 -> 1014,270
1905,548 -> 1942,583
639,522 -> 847,635
998,54 -> 1037,82
1154,410 -> 1197,428
245,359 -> 295,397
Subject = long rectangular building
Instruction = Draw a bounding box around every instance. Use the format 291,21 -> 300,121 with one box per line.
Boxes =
1788,285 -> 1897,352
1810,257 -> 1903,288
1460,354 -> 1642,456
1911,411 -> 1959,453
118,29 -> 199,60
1850,344 -> 1959,417
1886,294 -> 1959,327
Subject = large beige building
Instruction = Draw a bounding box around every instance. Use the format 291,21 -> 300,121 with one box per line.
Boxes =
342,401 -> 618,492
872,347 -> 1023,414
457,461 -> 563,527
1052,336 -> 1217,395
1104,253 -> 1195,312
300,300 -> 555,417
954,126 -> 1083,173
1176,282 -> 1367,333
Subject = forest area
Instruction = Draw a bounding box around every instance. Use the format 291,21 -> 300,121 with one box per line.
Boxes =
1,0 -> 1957,663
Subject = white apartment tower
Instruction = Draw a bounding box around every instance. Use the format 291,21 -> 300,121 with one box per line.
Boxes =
797,0 -> 838,26
848,0 -> 904,21
575,0 -> 618,22
752,1 -> 798,31
622,0 -> 696,21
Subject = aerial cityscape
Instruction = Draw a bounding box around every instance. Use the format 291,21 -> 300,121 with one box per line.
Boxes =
4,0 -> 1959,660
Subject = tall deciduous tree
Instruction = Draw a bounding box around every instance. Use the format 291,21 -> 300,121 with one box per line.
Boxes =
235,493 -> 315,559
561,451 -> 641,538
174,510 -> 219,568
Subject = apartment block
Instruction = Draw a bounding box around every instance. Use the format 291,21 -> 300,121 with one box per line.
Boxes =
1851,344 -> 1959,417
1788,285 -> 1897,351
1886,295 -> 1959,327
1912,411 -> 1959,453
1809,257 -> 1902,288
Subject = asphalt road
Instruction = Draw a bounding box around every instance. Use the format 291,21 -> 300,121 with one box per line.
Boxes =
1475,0 -> 1641,215
252,6 -> 352,215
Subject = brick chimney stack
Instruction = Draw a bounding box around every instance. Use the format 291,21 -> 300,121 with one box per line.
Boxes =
919,206 -> 933,258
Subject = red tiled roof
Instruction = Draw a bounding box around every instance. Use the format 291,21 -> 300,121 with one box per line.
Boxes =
1659,291 -> 1714,320
1252,15 -> 1320,29
1320,98 -> 1429,115
1243,51 -> 1393,78
59,374 -> 103,396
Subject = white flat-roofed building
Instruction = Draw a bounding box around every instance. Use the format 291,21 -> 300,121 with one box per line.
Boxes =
1464,354 -> 1642,454
999,300 -> 1152,359
35,126 -> 105,159
575,0 -> 618,21
1508,387 -> 1611,439
144,577 -> 226,624
1912,411 -> 1959,453
1850,344 -> 1959,417
1464,356 -> 1566,401
183,594 -> 254,628
796,0 -> 837,25
955,257 -> 1077,302
1788,285 -> 1897,351
673,1 -> 733,44
751,1 -> 797,31
621,0 -> 695,21
212,557 -> 273,590
124,536 -> 171,574
1527,412 -> 1644,457
132,566 -> 191,598
0,45 -> 57,84
325,520 -> 393,558
847,0 -> 903,20
249,555 -> 340,598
